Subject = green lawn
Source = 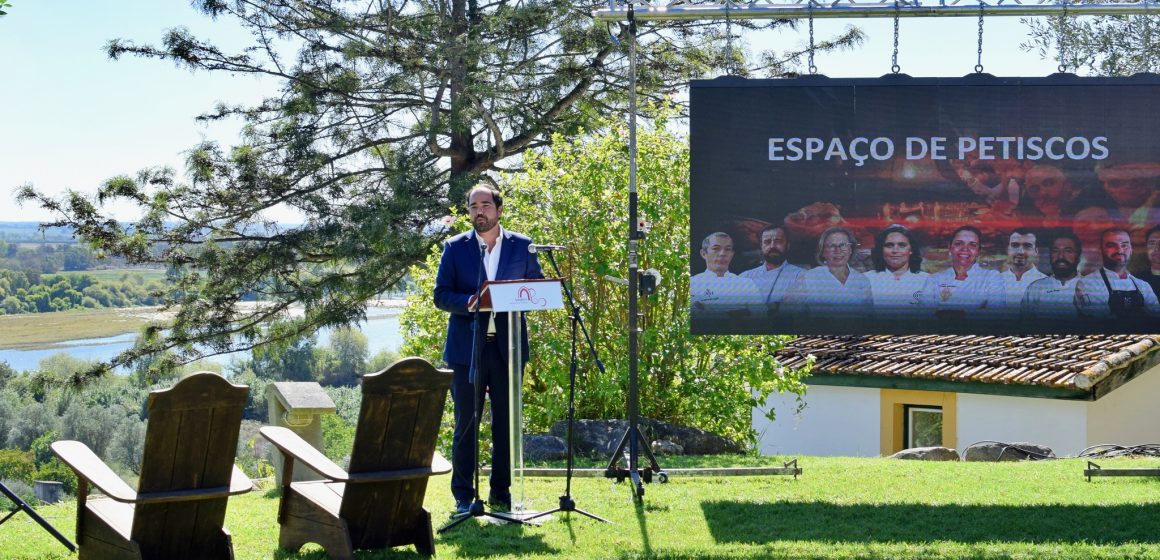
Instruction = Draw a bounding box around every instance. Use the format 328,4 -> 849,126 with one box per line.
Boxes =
3,456 -> 1160,559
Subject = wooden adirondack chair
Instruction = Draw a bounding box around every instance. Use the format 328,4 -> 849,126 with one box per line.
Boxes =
52,372 -> 253,560
261,357 -> 453,558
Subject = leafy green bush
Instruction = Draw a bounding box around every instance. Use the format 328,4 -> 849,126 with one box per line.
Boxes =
28,432 -> 57,467
0,479 -> 34,509
323,385 -> 362,425
321,413 -> 355,468
401,112 -> 810,445
235,420 -> 275,480
0,449 -> 35,482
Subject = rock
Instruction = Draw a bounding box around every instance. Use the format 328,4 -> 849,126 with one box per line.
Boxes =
523,434 -> 568,461
550,419 -> 628,457
651,440 -> 684,455
647,418 -> 744,455
963,442 -> 1055,462
888,446 -> 960,461
549,418 -> 743,457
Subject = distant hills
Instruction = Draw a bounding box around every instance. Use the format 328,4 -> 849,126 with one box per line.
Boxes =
0,221 -> 306,244
0,222 -> 78,243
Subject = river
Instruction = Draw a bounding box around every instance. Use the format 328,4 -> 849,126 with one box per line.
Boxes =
0,306 -> 405,373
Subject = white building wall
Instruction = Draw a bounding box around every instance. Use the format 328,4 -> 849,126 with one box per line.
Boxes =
754,385 -> 880,457
955,393 -> 1087,456
1088,364 -> 1160,447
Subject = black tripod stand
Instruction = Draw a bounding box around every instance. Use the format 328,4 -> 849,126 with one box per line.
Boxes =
523,250 -> 609,523
439,243 -> 526,533
603,10 -> 664,499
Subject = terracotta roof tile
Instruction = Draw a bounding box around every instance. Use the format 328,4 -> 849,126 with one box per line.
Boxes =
778,334 -> 1160,390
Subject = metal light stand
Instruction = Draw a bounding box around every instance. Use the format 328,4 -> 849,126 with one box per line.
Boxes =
522,251 -> 610,523
439,245 -> 526,532
603,8 -> 664,500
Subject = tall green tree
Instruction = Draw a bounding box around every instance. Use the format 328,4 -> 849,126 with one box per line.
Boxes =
401,111 -> 810,444
1023,14 -> 1160,75
20,0 -> 859,380
318,327 -> 369,386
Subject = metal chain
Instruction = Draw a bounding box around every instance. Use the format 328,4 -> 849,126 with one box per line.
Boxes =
725,0 -> 735,75
1057,0 -> 1069,73
892,0 -> 901,74
1145,0 -> 1153,72
975,1 -> 985,73
808,0 -> 817,74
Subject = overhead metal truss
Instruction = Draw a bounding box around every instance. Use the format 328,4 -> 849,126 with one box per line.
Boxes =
593,0 -> 1160,22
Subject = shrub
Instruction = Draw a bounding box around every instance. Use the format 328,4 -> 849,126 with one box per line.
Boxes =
0,479 -> 34,509
28,432 -> 57,466
321,413 -> 355,468
235,419 -> 275,481
323,385 -> 362,425
0,449 -> 35,482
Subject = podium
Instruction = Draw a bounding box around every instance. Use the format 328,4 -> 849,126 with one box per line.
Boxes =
470,278 -> 563,513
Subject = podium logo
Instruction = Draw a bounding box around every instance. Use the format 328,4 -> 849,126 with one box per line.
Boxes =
513,285 -> 548,307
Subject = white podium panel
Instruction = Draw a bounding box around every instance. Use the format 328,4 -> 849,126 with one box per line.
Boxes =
475,278 -> 563,513
486,280 -> 564,312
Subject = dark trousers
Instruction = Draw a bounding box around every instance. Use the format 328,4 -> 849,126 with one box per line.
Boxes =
449,339 -> 511,504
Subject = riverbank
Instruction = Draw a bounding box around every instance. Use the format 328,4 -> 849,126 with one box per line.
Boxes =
0,308 -> 158,350
0,299 -> 409,350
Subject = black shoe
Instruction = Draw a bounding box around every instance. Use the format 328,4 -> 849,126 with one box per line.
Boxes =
487,494 -> 512,513
452,500 -> 471,516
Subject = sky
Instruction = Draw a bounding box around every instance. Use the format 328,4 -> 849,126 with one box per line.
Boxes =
0,2 -> 1059,223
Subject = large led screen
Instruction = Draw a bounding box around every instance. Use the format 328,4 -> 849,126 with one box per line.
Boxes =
690,75 -> 1160,335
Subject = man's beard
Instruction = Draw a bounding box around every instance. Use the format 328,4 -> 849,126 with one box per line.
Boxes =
1052,260 -> 1077,278
763,251 -> 786,265
473,216 -> 497,233
1104,254 -> 1128,269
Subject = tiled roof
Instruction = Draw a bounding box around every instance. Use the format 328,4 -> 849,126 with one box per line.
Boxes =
776,335 -> 1160,391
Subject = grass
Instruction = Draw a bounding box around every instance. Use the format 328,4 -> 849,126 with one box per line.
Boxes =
3,456 -> 1160,559
0,307 -> 158,350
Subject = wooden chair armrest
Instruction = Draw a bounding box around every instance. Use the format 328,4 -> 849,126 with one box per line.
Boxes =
346,465 -> 449,483
432,451 -> 452,474
260,426 -> 349,482
133,466 -> 252,505
230,464 -> 255,494
51,440 -> 137,503
345,453 -> 453,483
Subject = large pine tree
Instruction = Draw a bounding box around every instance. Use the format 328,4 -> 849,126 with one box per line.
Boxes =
20,0 -> 860,378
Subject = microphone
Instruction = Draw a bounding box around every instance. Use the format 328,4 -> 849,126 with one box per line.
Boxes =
528,243 -> 566,254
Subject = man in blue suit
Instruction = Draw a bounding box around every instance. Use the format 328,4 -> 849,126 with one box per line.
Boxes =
434,184 -> 544,514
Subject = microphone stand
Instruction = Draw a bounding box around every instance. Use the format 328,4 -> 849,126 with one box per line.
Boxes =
522,248 -> 610,523
439,239 -> 526,532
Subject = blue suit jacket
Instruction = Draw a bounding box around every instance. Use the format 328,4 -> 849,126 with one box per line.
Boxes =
434,228 -> 544,367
